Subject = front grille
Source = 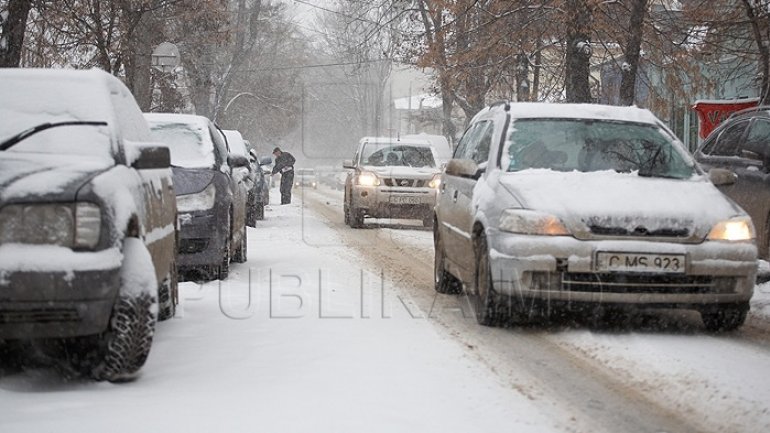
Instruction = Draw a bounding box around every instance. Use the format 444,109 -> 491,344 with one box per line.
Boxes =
382,178 -> 426,187
0,308 -> 80,324
560,272 -> 733,294
589,225 -> 689,237
179,238 -> 208,254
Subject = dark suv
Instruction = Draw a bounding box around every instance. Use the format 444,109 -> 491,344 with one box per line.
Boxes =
694,106 -> 770,259
0,69 -> 178,381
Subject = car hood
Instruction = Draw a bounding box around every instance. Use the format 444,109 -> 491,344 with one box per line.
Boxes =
498,169 -> 743,237
172,166 -> 216,195
363,165 -> 439,179
0,153 -> 113,203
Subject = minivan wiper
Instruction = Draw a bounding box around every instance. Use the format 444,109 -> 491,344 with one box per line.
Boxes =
0,121 -> 108,151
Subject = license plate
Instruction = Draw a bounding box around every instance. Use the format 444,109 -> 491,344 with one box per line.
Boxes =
390,196 -> 421,205
595,252 -> 685,273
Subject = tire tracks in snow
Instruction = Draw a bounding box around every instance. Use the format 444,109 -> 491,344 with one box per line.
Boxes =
302,188 -> 713,433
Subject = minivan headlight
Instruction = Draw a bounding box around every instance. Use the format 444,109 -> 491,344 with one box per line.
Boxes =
707,216 -> 755,241
498,209 -> 571,236
177,183 -> 217,212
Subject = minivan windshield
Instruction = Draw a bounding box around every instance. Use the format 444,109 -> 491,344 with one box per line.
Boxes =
148,121 -> 216,169
361,143 -> 436,168
504,119 -> 696,179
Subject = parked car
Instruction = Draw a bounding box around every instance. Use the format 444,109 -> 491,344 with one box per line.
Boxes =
434,102 -> 757,331
145,113 -> 249,280
694,106 -> 770,260
223,130 -> 271,225
343,137 -> 442,228
0,68 -> 178,381
294,168 -> 318,189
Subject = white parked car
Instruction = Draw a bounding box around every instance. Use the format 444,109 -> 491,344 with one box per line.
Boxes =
434,102 -> 757,331
343,137 -> 442,228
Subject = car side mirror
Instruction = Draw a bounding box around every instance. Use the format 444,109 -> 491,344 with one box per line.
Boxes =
709,168 -> 737,186
131,145 -> 170,169
228,154 -> 250,169
445,159 -> 482,179
342,159 -> 354,169
258,156 -> 272,166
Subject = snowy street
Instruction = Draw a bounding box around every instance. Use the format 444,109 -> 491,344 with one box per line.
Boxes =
1,186 -> 769,433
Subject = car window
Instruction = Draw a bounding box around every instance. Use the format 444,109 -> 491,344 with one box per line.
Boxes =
147,121 -> 217,169
504,119 -> 696,179
702,119 -> 750,157
468,121 -> 493,164
744,118 -> 770,156
453,123 -> 481,160
360,143 -> 436,168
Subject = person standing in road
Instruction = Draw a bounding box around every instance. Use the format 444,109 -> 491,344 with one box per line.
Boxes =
272,147 -> 296,204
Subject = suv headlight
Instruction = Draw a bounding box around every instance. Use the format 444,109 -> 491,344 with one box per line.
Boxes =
498,209 -> 571,236
177,183 -> 217,212
428,174 -> 441,189
0,202 -> 101,248
707,216 -> 755,241
356,172 -> 380,187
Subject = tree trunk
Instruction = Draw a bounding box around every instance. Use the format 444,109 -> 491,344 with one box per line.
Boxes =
741,0 -> 770,105
124,11 -> 154,111
565,0 -> 593,103
619,0 -> 648,106
0,0 -> 32,67
516,53 -> 530,101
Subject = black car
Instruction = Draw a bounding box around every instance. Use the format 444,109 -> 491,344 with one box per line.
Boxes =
694,105 -> 770,260
145,113 -> 249,281
0,68 -> 178,381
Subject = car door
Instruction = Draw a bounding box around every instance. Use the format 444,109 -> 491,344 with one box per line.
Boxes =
696,118 -> 770,250
211,124 -> 247,246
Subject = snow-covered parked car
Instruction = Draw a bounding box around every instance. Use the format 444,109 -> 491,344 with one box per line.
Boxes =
343,137 -> 442,228
223,130 -> 271,225
0,68 -> 178,381
434,102 -> 758,331
145,114 -> 249,280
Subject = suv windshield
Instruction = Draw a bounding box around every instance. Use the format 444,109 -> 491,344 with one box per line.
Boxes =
148,122 -> 216,169
504,119 -> 695,179
361,143 -> 436,168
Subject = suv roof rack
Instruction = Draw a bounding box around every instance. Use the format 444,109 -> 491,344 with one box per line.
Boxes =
728,105 -> 770,119
489,100 -> 510,112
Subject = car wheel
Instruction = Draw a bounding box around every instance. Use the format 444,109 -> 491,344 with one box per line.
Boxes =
473,234 -> 507,326
68,238 -> 157,382
434,227 -> 461,294
218,216 -> 232,280
232,227 -> 248,263
349,207 -> 364,228
700,303 -> 748,332
157,261 -> 177,321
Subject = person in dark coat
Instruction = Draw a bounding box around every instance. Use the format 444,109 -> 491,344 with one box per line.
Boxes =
271,147 -> 296,204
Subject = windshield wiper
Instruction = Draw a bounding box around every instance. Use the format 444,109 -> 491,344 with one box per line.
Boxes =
0,121 -> 108,151
638,170 -> 684,180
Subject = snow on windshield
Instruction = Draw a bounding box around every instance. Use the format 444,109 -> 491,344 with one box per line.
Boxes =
361,143 -> 436,168
504,119 -> 695,179
147,121 -> 216,169
0,73 -> 114,160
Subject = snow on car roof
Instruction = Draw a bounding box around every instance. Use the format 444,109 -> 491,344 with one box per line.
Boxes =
360,136 -> 433,147
144,112 -> 212,129
487,102 -> 662,125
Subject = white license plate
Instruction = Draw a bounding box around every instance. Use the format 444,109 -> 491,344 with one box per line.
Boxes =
596,252 -> 685,273
390,196 -> 421,205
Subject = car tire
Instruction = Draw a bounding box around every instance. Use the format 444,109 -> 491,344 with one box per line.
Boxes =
218,217 -> 231,280
68,238 -> 157,382
157,261 -> 177,321
434,227 -> 461,294
232,227 -> 248,263
473,234 -> 507,326
700,303 -> 748,332
343,198 -> 351,226
349,207 -> 364,228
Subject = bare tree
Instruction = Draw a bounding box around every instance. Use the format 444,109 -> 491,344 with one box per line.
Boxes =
0,0 -> 33,67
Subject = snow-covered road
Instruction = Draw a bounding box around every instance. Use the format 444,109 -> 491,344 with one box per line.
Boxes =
1,186 -> 769,433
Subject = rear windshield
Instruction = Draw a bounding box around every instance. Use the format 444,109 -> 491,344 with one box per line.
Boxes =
148,122 -> 216,169
504,119 -> 695,179
361,144 -> 436,168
